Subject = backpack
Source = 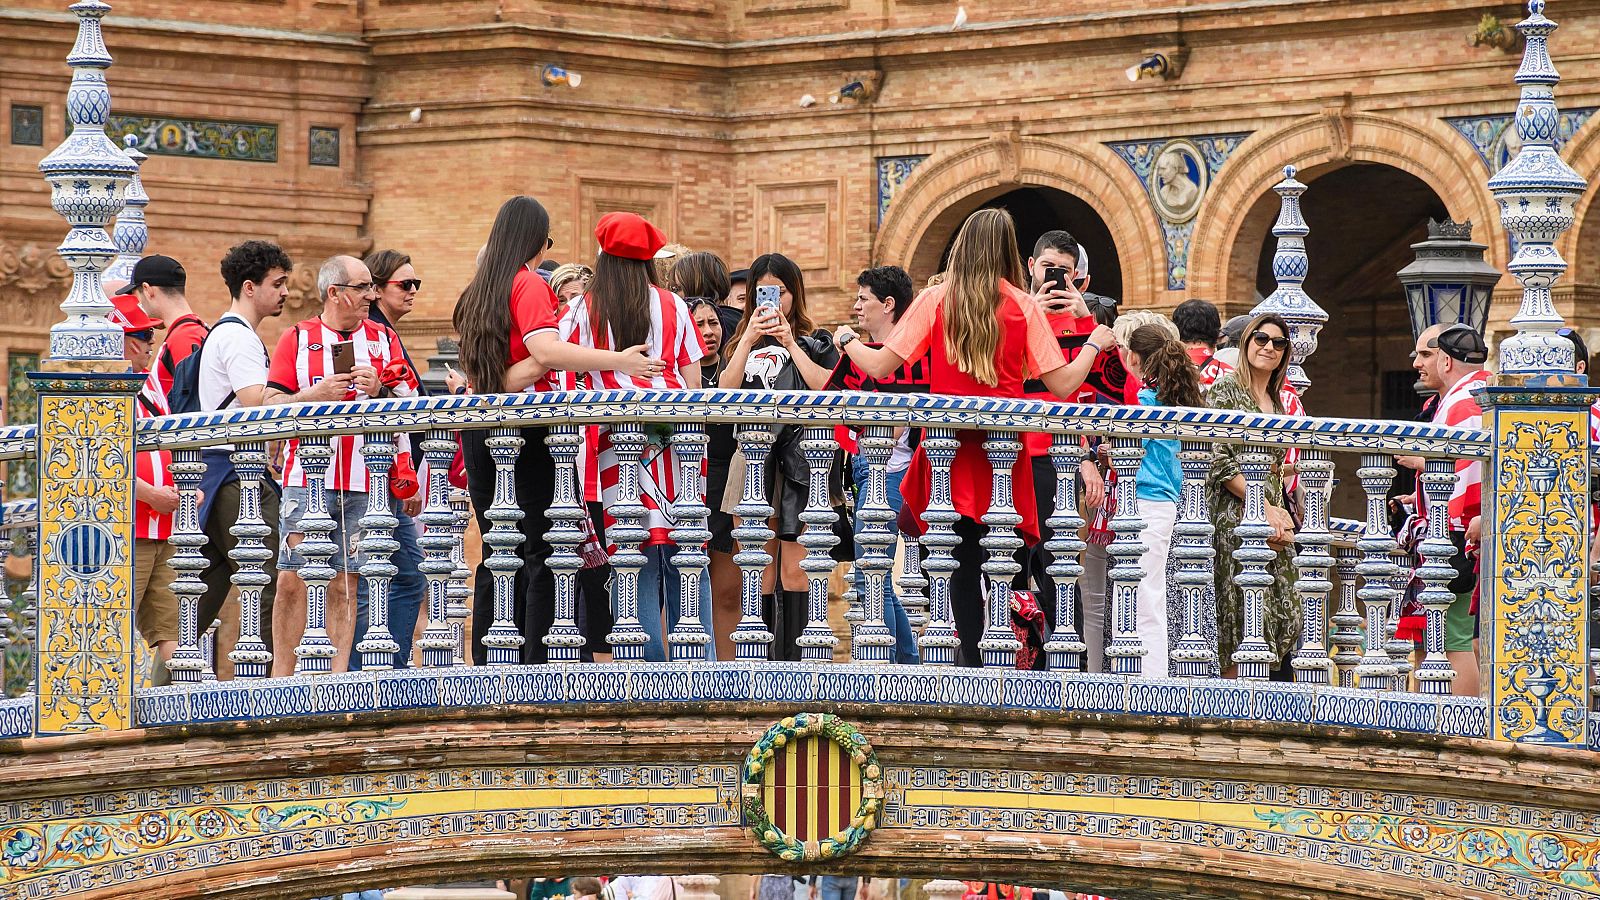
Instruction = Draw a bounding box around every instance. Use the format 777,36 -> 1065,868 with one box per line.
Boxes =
166,316 -> 248,415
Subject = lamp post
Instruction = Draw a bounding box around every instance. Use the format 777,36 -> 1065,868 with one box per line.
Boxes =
1397,219 -> 1501,344
1396,219 -> 1501,394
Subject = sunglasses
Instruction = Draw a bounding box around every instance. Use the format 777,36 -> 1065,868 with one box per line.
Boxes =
385,278 -> 422,292
335,282 -> 379,295
1249,331 -> 1290,351
127,330 -> 154,342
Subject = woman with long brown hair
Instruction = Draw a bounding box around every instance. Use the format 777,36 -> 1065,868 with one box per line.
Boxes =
717,252 -> 839,660
452,195 -> 664,664
835,208 -> 1115,667
1206,312 -> 1300,676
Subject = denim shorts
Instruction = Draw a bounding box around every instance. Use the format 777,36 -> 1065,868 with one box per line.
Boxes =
277,485 -> 371,573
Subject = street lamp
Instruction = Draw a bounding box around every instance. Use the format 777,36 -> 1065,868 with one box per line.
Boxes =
1396,218 -> 1501,344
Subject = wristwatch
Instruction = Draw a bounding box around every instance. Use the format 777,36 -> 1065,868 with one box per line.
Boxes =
838,331 -> 858,349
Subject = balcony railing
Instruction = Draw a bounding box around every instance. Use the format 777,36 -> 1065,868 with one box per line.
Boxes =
1,388 -> 1552,744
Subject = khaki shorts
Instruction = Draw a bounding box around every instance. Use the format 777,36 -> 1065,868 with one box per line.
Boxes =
134,537 -> 179,645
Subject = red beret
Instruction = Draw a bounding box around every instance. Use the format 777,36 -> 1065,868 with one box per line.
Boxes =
595,211 -> 667,261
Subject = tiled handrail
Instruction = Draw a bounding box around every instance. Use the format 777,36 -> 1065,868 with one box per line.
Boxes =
125,390 -> 1492,459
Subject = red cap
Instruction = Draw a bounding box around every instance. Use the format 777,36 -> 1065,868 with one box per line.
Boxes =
594,211 -> 667,261
109,294 -> 164,333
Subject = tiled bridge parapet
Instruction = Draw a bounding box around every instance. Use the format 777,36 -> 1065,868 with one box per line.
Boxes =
2,703 -> 1597,900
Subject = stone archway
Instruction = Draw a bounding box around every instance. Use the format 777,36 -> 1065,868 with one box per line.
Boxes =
874,134 -> 1161,302
1552,115 -> 1600,346
1187,112 -> 1501,310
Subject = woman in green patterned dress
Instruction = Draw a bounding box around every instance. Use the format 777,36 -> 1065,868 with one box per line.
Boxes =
1207,313 -> 1300,676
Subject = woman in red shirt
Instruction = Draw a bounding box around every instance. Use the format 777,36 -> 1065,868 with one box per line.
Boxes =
835,208 -> 1115,667
453,196 -> 664,664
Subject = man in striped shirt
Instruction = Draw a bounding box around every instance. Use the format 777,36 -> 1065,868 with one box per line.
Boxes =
1398,322 -> 1489,697
267,255 -> 404,674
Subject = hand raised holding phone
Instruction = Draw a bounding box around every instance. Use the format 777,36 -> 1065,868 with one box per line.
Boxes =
1032,266 -> 1090,318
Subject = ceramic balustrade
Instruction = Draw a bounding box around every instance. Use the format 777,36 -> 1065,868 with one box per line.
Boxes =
0,389 -> 1555,743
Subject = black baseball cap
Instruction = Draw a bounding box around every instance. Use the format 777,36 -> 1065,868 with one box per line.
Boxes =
113,255 -> 186,296
729,268 -> 751,285
1433,323 -> 1489,365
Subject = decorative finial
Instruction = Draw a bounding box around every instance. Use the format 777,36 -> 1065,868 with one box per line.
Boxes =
105,133 -> 150,288
1486,0 -> 1586,381
1251,165 -> 1325,394
37,0 -> 136,367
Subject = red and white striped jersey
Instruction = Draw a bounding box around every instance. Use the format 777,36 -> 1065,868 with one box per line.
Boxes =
558,287 -> 707,545
268,316 -> 412,492
1425,368 -> 1489,531
1280,381 -> 1306,497
1188,345 -> 1234,392
134,368 -> 174,541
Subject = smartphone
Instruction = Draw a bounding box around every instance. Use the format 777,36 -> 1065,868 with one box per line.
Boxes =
331,341 -> 355,375
1042,266 -> 1072,294
754,284 -> 781,312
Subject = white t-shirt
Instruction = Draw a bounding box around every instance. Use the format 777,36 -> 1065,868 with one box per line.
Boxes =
888,429 -> 913,474
197,312 -> 269,450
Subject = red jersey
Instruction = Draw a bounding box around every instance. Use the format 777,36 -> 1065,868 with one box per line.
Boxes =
888,280 -> 1065,542
148,313 -> 209,401
558,286 -> 707,545
1428,369 -> 1489,531
1189,344 -> 1233,391
508,268 -> 560,390
268,316 -> 411,492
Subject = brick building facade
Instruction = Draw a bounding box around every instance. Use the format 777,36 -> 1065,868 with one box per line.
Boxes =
4,0 -> 1600,427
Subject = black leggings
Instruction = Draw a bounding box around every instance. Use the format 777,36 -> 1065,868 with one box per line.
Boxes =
951,515 -> 1028,668
463,426 -> 558,665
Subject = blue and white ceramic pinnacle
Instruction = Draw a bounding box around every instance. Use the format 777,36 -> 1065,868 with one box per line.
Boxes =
1251,165 -> 1325,394
1487,1 -> 1585,378
37,0 -> 135,365
105,134 -> 149,288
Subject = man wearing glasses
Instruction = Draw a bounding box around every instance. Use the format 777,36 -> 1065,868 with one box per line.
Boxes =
266,255 -> 412,674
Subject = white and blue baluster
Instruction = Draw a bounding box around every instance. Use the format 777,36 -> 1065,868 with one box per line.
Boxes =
417,429 -> 460,667
1230,449 -> 1278,681
448,486 -> 473,666
20,569 -> 37,694
1331,545 -> 1363,688
917,427 -> 962,666
852,425 -> 898,663
542,425 -> 587,662
201,623 -> 217,682
1104,436 -> 1148,676
898,543 -> 928,631
1290,449 -> 1335,684
730,425 -> 777,660
1354,454 -> 1400,691
227,441 -> 275,678
354,433 -> 401,670
1387,549 -> 1415,691
480,427 -> 526,665
668,424 -> 713,661
605,422 -> 651,661
1414,457 -> 1462,695
0,533 -> 9,684
1171,440 -> 1218,678
1043,436 -> 1088,672
292,438 -> 339,675
797,426 -> 841,662
978,431 -> 1024,668
166,448 -> 208,683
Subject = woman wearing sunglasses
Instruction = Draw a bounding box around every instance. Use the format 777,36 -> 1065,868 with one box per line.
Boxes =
1206,312 -> 1301,678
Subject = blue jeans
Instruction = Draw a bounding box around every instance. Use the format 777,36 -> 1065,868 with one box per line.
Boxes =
350,501 -> 426,669
633,544 -> 715,662
817,877 -> 858,900
851,457 -> 918,664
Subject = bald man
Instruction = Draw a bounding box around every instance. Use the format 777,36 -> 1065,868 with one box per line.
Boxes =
1398,323 -> 1490,697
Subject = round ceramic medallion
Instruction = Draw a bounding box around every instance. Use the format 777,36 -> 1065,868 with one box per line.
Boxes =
1149,137 -> 1208,224
741,712 -> 884,861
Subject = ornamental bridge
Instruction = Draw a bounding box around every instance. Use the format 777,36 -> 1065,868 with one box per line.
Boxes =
4,2 -> 1600,900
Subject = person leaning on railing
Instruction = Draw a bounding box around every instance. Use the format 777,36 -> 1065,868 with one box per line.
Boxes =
834,207 -> 1115,668
557,212 -> 710,662
1206,312 -> 1300,678
452,196 -> 666,665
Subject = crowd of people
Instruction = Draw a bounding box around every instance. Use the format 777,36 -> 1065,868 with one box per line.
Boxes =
110,195 -> 1518,693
